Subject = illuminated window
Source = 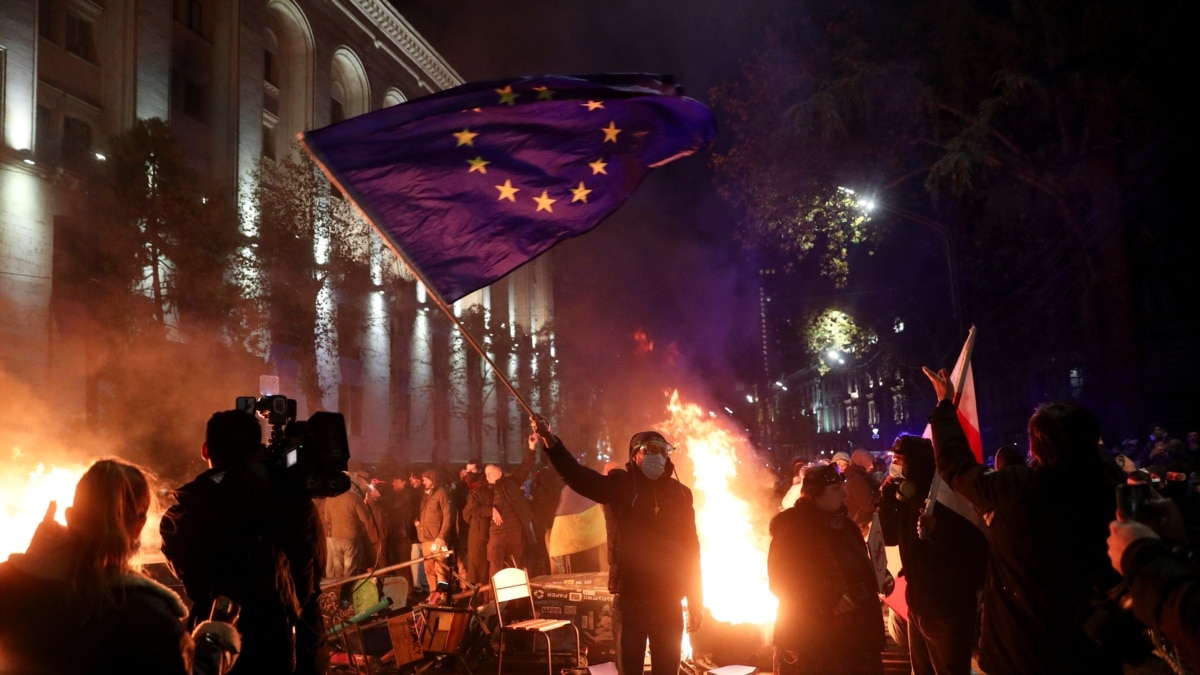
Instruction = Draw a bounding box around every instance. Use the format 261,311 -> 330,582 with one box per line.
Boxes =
846,404 -> 859,431
65,12 -> 96,62
893,391 -> 908,423
867,399 -> 879,427
1069,367 -> 1083,398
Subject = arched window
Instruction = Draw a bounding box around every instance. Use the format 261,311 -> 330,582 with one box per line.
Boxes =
330,48 -> 369,121
264,0 -> 314,157
382,88 -> 407,108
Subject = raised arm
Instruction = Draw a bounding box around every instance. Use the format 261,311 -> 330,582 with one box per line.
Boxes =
532,417 -> 623,505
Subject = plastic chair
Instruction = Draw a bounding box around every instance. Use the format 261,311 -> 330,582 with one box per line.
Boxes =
491,567 -> 581,675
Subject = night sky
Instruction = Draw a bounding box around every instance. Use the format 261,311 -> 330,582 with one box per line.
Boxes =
397,1 -> 789,416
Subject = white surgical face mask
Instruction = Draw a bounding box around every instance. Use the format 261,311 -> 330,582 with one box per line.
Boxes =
889,462 -> 905,480
640,454 -> 667,480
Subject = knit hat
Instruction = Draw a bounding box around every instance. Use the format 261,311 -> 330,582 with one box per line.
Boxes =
831,451 -> 851,465
629,431 -> 668,458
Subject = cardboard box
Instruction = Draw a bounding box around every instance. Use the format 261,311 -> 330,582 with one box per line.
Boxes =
530,572 -> 617,663
386,611 -> 425,666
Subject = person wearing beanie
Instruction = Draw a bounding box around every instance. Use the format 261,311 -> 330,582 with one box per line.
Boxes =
844,449 -> 880,538
832,451 -> 851,473
532,418 -> 703,675
769,463 -> 886,674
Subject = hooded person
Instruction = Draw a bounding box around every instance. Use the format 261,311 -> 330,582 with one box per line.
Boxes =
878,434 -> 988,675
534,419 -> 703,675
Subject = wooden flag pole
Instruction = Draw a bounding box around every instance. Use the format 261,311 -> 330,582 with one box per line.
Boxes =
385,244 -> 537,421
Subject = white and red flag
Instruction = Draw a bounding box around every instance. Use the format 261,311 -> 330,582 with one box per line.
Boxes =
923,326 -> 985,528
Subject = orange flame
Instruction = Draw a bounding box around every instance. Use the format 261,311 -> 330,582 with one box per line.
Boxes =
1,452 -> 88,560
1,452 -> 166,565
663,390 -> 777,629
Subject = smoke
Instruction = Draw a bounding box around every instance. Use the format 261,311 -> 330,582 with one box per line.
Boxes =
0,320 -> 264,488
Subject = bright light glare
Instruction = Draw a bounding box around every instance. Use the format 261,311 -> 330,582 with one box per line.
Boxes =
827,349 -> 840,360
745,394 -> 754,403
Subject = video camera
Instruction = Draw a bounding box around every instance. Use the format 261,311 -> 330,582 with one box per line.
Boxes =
236,375 -> 352,498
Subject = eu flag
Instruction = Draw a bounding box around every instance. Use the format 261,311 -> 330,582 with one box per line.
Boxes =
300,74 -> 715,303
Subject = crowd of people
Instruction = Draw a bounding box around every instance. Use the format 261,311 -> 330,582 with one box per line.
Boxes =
768,371 -> 1200,675
2,378 -> 1198,675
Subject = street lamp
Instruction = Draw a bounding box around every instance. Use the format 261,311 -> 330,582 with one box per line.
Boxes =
841,188 -> 961,333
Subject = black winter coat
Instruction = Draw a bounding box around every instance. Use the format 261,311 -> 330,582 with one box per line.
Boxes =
878,453 -> 987,620
542,436 -> 703,611
930,401 -> 1121,675
768,500 -> 886,656
160,460 -> 326,675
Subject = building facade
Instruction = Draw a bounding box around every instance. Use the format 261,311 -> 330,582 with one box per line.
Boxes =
1,0 -> 555,465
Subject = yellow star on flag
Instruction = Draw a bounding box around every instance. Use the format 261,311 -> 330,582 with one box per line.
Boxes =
467,156 -> 489,174
588,159 -> 608,175
582,100 -> 605,111
533,86 -> 556,101
453,128 -> 478,146
602,121 -> 621,143
570,182 -> 592,203
495,180 -> 519,202
495,85 -> 518,105
533,191 -> 557,213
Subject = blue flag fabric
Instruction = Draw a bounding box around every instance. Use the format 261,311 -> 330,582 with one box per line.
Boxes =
300,74 -> 715,303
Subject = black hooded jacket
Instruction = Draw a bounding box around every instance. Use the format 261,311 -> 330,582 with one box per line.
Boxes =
542,435 -> 703,612
878,438 -> 987,618
930,400 -> 1121,675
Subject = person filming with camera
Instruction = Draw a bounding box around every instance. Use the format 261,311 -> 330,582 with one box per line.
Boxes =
160,409 -> 327,675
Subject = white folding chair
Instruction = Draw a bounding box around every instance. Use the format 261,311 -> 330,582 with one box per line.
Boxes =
491,567 -> 581,675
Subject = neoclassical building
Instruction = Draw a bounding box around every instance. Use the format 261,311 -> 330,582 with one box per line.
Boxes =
1,0 -> 555,464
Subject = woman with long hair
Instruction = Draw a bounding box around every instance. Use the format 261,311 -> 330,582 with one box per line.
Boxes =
0,458 -> 238,674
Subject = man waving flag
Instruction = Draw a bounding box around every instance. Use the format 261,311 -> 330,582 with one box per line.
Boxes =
300,74 -> 715,303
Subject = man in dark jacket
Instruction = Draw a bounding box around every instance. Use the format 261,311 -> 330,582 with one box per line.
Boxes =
416,469 -> 453,597
535,419 -> 703,675
923,367 -> 1121,674
160,409 -> 327,675
484,444 -> 537,577
878,434 -> 987,674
